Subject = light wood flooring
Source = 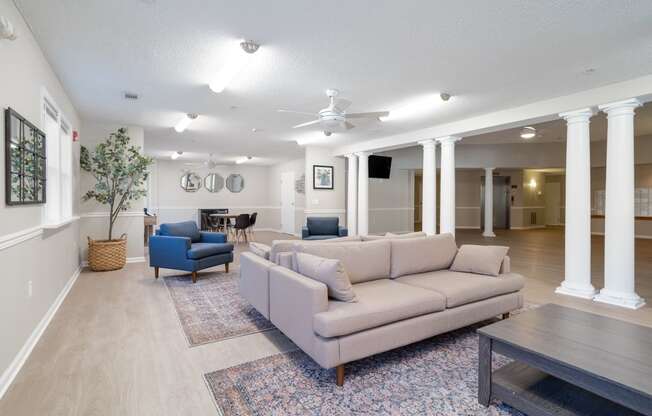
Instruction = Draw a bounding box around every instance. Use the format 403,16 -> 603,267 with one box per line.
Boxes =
1,229 -> 651,415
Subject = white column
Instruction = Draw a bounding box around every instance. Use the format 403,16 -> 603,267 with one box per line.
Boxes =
555,108 -> 597,299
419,140 -> 437,235
437,136 -> 461,235
356,151 -> 370,236
345,154 -> 358,236
594,98 -> 645,309
483,168 -> 495,237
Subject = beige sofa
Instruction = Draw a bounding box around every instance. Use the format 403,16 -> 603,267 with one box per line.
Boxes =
239,233 -> 524,385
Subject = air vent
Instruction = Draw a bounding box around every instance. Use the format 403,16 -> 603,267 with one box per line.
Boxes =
124,92 -> 139,100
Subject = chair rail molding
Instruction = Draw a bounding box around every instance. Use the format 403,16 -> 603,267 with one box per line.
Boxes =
80,211 -> 144,218
304,209 -> 346,214
0,225 -> 44,251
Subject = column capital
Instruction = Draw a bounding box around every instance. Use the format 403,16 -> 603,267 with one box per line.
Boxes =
354,151 -> 372,158
598,98 -> 642,116
436,136 -> 461,145
343,153 -> 358,159
484,167 -> 495,173
559,108 -> 594,123
418,139 -> 436,147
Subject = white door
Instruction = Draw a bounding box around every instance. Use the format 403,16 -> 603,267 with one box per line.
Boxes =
281,172 -> 295,235
545,182 -> 561,225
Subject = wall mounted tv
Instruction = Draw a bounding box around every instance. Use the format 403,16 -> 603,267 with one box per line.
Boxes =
368,155 -> 392,179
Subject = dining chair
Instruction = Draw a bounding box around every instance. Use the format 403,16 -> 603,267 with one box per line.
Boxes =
233,214 -> 250,243
248,212 -> 258,240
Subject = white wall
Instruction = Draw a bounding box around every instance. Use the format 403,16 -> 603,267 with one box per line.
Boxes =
304,146 -> 346,225
368,165 -> 414,234
0,0 -> 81,398
268,158 -> 305,234
79,123 -> 146,261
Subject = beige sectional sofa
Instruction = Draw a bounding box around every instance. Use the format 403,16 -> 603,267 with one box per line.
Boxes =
239,233 -> 524,385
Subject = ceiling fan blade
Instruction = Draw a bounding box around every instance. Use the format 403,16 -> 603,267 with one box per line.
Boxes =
278,109 -> 317,116
292,119 -> 322,129
334,99 -> 352,112
345,111 -> 390,119
344,121 -> 355,130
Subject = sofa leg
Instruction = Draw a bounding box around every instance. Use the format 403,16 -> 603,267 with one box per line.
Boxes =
154,267 -> 159,279
336,365 -> 345,387
225,262 -> 229,273
502,312 -> 510,320
192,271 -> 198,283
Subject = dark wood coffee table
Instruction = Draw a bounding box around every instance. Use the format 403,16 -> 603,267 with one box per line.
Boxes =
477,304 -> 652,416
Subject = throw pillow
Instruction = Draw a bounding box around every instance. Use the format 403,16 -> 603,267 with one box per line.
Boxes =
450,244 -> 510,277
248,242 -> 271,260
294,252 -> 357,302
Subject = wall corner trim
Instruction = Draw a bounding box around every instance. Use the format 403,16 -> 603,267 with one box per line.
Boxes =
0,265 -> 82,400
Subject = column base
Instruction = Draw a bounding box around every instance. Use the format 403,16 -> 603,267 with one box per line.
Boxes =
594,289 -> 646,310
555,281 -> 597,300
482,232 -> 496,238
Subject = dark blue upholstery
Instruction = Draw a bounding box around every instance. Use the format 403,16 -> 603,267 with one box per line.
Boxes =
159,221 -> 201,243
149,221 -> 233,280
302,217 -> 348,240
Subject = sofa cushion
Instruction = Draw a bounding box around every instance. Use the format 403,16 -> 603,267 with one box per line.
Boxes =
294,239 -> 391,284
307,217 -> 339,236
270,235 -> 361,264
249,242 -> 271,260
160,221 -> 201,243
396,270 -> 525,308
389,233 -> 458,278
361,234 -> 385,241
451,245 -> 509,277
385,231 -> 427,239
295,252 -> 357,302
313,279 -> 445,337
187,242 -> 234,259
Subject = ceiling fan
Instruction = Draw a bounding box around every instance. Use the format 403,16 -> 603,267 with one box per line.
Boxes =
278,89 -> 389,136
184,153 -> 219,169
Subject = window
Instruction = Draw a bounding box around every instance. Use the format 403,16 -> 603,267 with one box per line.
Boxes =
42,90 -> 73,225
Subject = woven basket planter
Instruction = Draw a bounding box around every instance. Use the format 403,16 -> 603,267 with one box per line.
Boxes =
87,236 -> 127,271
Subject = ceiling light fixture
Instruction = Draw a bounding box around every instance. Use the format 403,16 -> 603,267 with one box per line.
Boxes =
174,113 -> 198,133
380,92 -> 451,122
235,156 -> 253,164
520,126 -> 536,139
170,151 -> 183,160
209,40 -> 260,93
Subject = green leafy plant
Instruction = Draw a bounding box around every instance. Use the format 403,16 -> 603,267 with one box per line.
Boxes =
81,128 -> 153,240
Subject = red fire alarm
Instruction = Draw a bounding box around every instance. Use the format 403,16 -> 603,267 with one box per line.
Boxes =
73,130 -> 79,142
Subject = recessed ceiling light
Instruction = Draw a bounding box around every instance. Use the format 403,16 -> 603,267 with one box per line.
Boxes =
170,151 -> 183,160
209,40 -> 260,93
174,113 -> 198,133
235,156 -> 253,164
520,126 -> 536,139
379,92 -> 451,122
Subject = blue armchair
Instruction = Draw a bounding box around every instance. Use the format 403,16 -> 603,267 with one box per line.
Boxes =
302,217 -> 348,240
149,221 -> 234,283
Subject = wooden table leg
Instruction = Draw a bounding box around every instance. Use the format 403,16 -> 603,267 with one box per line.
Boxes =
478,334 -> 492,406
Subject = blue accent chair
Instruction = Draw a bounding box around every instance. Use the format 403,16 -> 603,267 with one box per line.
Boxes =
149,221 -> 234,283
302,217 -> 348,240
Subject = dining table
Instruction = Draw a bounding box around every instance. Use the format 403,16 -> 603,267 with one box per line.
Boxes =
209,213 -> 240,240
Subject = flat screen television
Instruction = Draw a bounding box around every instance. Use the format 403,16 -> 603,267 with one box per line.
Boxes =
368,155 -> 392,179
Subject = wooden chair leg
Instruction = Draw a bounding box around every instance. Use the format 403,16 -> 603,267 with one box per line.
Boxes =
502,312 -> 510,320
225,262 -> 229,273
192,271 -> 198,283
336,365 -> 345,386
154,267 -> 159,279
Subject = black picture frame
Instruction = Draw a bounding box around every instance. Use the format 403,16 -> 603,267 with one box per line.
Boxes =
5,108 -> 47,205
313,165 -> 334,190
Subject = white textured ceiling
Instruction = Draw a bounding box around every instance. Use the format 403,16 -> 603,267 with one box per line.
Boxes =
14,0 -> 652,164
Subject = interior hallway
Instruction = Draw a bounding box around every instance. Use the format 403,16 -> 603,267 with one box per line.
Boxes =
0,229 -> 651,415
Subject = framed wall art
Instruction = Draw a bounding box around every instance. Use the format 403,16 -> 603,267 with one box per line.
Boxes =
313,165 -> 333,190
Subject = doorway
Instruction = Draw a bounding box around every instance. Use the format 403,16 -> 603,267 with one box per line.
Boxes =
481,176 -> 510,230
280,171 -> 295,235
545,181 -> 562,225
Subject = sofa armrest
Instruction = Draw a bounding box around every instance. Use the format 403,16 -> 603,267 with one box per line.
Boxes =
200,231 -> 227,244
301,226 -> 310,239
338,226 -> 348,237
240,252 -> 275,318
499,255 -> 511,274
276,252 -> 294,270
149,235 -> 191,267
269,266 -> 328,354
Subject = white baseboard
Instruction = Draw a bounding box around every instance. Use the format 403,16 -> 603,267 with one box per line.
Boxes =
0,266 -> 81,400
81,256 -> 146,268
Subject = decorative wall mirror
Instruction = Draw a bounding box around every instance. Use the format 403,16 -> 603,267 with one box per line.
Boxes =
226,173 -> 244,193
180,171 -> 202,192
5,108 -> 47,205
204,173 -> 224,193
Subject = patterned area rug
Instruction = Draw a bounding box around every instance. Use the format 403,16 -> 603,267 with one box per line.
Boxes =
205,323 -> 523,416
164,268 -> 275,346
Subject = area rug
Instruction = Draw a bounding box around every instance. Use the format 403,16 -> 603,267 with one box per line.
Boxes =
164,268 -> 275,346
204,323 -> 523,416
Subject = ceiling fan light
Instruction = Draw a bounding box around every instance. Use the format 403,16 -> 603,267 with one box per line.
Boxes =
520,126 -> 536,139
235,156 -> 253,164
209,40 -> 259,93
174,113 -> 198,133
170,151 -> 183,160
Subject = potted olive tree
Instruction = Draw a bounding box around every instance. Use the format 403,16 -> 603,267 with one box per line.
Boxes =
81,128 -> 153,271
